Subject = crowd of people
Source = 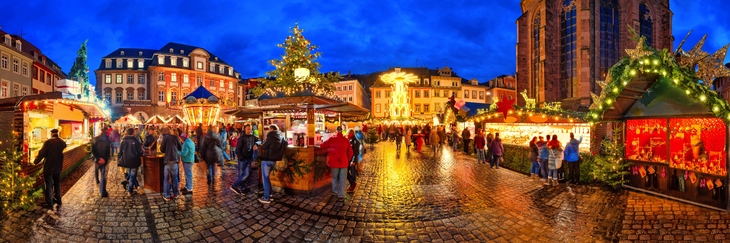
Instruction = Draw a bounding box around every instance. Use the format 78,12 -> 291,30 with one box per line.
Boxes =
374,123 -> 584,186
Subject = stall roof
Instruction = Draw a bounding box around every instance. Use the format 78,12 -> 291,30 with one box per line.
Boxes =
0,92 -> 108,118
227,95 -> 369,119
462,102 -> 490,117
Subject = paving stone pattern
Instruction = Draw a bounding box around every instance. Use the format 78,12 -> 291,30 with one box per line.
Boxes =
0,141 -> 727,242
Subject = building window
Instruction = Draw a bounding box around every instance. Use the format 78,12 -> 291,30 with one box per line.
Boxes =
158,56 -> 164,65
12,58 -> 19,73
375,91 -> 381,98
209,64 -> 214,72
349,85 -> 353,90
415,90 -> 420,98
229,69 -> 233,76
183,74 -> 189,83
171,58 -> 177,66
415,104 -> 421,112
424,90 -> 429,98
219,66 -> 224,73
434,90 -> 440,97
479,91 -> 484,99
46,73 -> 51,85
385,91 -> 391,97
158,91 -> 165,102
600,0 -> 619,82
197,62 -> 203,69
337,86 -> 341,91
533,12 -> 541,100
116,74 -> 122,84
127,74 -> 134,84
171,73 -> 177,83
21,62 -> 28,76
171,91 -> 177,101
127,91 -> 134,100
472,91 -> 477,99
560,0 -> 577,99
138,91 -> 145,100
138,59 -> 144,69
424,104 -> 429,112
639,3 -> 653,47
376,104 -> 381,113
138,74 -> 145,84
104,92 -> 111,102
105,74 -> 111,84
0,82 -> 7,98
183,59 -> 189,68
116,59 -> 122,68
500,94 -> 505,101
219,80 -> 224,88
158,72 -> 164,81
105,59 -> 111,68
508,95 -> 513,100
116,92 -> 122,103
464,90 -> 469,98
197,76 -> 202,85
228,82 -> 233,89
127,59 -> 133,68
210,79 -> 215,87
425,79 -> 430,85
349,96 -> 353,102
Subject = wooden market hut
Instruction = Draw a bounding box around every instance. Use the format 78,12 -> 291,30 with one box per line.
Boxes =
226,93 -> 369,196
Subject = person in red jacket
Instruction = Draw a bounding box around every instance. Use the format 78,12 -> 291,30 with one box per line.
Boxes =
320,126 -> 353,199
475,129 -> 487,164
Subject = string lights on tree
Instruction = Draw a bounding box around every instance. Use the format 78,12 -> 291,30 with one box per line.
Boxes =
250,23 -> 340,99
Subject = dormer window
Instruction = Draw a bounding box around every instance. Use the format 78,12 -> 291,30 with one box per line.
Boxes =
169,48 -> 173,53
3,34 -> 10,45
32,52 -> 37,60
209,64 -> 214,72
139,51 -> 143,56
180,50 -> 184,54
105,59 -> 111,68
14,40 -> 21,51
219,66 -> 224,73
171,58 -> 177,66
127,59 -> 133,68
182,58 -> 189,68
228,69 -> 233,76
157,55 -> 164,65
138,59 -> 144,69
120,51 -> 125,56
116,59 -> 122,68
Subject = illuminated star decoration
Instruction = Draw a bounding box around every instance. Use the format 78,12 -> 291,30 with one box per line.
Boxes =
495,98 -> 516,120
696,44 -> 730,88
589,92 -> 606,110
625,37 -> 653,61
678,34 -> 709,68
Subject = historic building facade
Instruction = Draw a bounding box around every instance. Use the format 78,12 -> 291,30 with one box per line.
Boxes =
485,75 -> 517,104
95,42 -> 241,121
0,31 -> 34,98
370,66 -> 487,119
335,74 -> 371,109
516,0 -> 673,110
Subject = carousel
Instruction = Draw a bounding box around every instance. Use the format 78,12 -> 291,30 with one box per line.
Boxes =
182,86 -> 222,130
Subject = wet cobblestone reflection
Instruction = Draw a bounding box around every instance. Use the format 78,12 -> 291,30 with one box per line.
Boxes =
2,142 -> 729,242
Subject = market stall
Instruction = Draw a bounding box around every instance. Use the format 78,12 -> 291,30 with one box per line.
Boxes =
226,94 -> 369,196
0,92 -> 109,187
586,36 -> 730,210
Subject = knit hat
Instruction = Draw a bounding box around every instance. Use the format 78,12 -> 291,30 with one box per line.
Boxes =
180,132 -> 188,140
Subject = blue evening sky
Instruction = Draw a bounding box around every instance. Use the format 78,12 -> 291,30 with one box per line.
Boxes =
0,0 -> 728,86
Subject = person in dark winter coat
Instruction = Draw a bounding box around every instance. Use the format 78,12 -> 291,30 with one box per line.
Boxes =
195,123 -> 204,152
258,124 -> 288,204
489,133 -> 504,169
461,128 -> 471,154
35,129 -> 66,208
201,126 -> 223,184
346,130 -> 361,193
91,130 -> 111,198
118,128 -> 144,195
231,124 -> 261,195
160,128 -> 182,200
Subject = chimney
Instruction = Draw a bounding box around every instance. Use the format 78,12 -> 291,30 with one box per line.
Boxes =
348,71 -> 351,78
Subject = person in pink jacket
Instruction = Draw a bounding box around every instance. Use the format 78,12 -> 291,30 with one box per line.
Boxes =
320,126 -> 353,199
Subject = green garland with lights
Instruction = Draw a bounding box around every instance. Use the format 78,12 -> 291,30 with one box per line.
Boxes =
585,36 -> 730,124
469,106 -> 586,123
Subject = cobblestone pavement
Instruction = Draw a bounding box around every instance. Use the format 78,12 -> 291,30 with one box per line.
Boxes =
1,142 -> 728,242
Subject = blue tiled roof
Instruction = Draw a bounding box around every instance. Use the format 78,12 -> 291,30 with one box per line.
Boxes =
103,48 -> 157,59
158,42 -> 228,65
184,85 -> 218,99
462,102 -> 490,117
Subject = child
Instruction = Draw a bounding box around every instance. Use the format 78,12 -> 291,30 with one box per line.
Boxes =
229,132 -> 238,161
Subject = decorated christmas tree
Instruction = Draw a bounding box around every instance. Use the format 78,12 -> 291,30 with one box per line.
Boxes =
251,23 -> 339,98
68,40 -> 90,98
591,125 -> 631,187
0,133 -> 43,211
